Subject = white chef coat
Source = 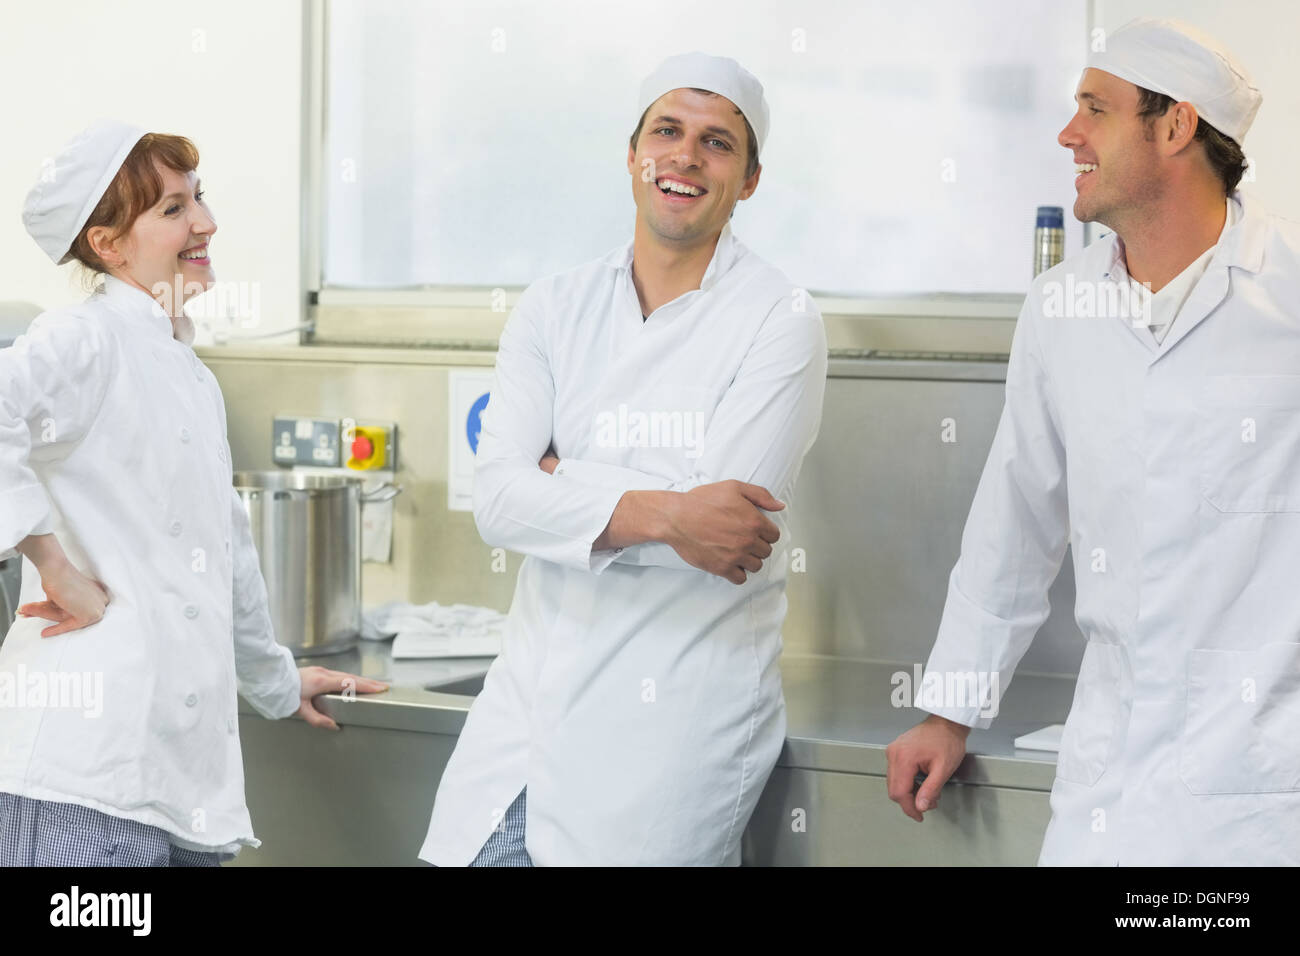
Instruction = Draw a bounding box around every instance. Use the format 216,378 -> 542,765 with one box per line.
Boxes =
1143,198 -> 1237,345
0,275 -> 301,854
918,192 -> 1300,865
419,222 -> 827,865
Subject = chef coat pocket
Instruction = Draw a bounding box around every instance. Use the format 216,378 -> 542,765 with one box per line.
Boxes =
1199,375 -> 1300,513
1179,643 -> 1300,794
1055,642 -> 1126,786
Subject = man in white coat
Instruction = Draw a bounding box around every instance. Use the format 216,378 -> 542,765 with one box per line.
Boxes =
419,53 -> 827,865
887,18 -> 1300,865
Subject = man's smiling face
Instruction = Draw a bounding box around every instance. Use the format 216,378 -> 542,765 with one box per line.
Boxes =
1058,68 -> 1166,229
627,87 -> 761,246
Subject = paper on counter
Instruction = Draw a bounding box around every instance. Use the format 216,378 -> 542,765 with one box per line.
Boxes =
362,600 -> 505,659
392,630 -> 502,659
1013,724 -> 1065,752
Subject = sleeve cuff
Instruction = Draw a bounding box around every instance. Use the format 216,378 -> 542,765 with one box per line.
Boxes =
589,546 -> 624,574
911,654 -> 1004,730
239,650 -> 302,720
551,460 -> 676,575
1,484 -> 53,551
610,541 -> 696,572
913,700 -> 993,731
531,482 -> 629,574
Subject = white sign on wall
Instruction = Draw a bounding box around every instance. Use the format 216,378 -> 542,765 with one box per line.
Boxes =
447,369 -> 496,512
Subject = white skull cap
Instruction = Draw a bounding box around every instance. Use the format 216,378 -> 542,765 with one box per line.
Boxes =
637,52 -> 770,155
1086,17 -> 1261,145
23,121 -> 148,265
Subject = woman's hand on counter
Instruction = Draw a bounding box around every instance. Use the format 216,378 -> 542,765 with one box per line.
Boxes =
295,666 -> 391,731
884,714 -> 971,822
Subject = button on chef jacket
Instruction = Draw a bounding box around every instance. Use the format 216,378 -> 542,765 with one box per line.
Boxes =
0,276 -> 301,855
420,222 -> 828,865
917,193 -> 1300,865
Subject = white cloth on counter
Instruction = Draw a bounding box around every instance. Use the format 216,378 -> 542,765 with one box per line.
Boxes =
0,275 -> 302,856
362,601 -> 505,659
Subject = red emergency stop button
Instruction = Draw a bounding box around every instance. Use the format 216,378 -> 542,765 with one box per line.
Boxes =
351,434 -> 374,461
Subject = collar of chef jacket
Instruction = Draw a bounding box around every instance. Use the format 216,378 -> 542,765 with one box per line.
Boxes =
1098,191 -> 1268,356
601,220 -> 741,293
1102,191 -> 1268,283
97,274 -> 196,345
1142,198 -> 1239,344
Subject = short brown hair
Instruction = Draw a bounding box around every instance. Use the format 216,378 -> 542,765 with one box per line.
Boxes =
630,89 -> 760,179
67,133 -> 201,273
1136,87 -> 1246,194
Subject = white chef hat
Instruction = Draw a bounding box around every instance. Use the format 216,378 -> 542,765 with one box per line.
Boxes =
1086,17 -> 1261,145
22,120 -> 148,265
638,52 -> 770,155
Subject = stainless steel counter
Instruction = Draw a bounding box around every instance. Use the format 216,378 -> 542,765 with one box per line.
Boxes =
240,641 -> 1071,789
234,642 -> 1071,865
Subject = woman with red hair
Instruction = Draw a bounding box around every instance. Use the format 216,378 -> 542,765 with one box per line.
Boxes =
0,122 -> 385,866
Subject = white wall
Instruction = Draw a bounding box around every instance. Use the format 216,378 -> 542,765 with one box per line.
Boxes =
1095,0 -> 1300,220
2,0 -> 1295,337
0,0 -> 305,341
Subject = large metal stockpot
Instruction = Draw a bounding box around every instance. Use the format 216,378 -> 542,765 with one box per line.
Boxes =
234,471 -> 377,657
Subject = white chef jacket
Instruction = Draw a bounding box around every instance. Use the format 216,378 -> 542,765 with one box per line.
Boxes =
0,276 -> 301,854
420,222 -> 827,865
1144,198 -> 1237,345
918,192 -> 1300,865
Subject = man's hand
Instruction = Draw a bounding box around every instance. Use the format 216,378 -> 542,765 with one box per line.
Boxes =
295,666 -> 390,730
885,714 -> 971,821
15,534 -> 110,638
539,447 -> 560,475
662,480 -> 784,585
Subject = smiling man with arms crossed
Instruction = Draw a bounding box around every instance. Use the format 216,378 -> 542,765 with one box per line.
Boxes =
420,52 -> 827,866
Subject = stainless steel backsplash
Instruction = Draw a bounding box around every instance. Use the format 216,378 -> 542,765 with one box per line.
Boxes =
202,345 -> 1084,678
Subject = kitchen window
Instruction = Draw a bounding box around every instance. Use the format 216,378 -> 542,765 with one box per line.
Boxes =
309,0 -> 1090,328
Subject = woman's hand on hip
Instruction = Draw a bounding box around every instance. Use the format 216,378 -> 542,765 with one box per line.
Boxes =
15,535 -> 110,638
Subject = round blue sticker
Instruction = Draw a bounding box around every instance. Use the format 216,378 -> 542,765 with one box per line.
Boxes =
467,392 -> 490,454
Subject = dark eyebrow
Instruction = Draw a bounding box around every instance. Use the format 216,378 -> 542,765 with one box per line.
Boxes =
649,115 -> 739,143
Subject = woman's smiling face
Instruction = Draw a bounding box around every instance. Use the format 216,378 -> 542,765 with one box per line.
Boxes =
92,162 -> 217,311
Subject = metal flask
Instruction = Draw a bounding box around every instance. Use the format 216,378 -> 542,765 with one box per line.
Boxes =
1033,205 -> 1065,277
234,471 -> 394,657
